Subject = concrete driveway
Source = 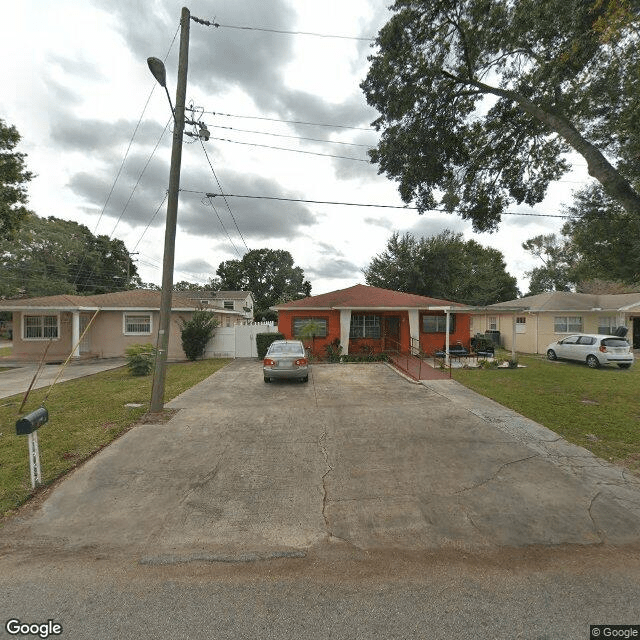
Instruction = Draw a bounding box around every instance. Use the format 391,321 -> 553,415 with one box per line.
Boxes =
2,359 -> 640,562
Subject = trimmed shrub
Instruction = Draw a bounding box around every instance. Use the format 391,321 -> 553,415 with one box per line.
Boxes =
179,311 -> 219,361
256,332 -> 285,359
126,343 -> 156,376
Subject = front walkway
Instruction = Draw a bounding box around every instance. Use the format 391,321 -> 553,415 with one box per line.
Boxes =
388,353 -> 450,380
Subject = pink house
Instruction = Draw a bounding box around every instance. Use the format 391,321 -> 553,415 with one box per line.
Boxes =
0,290 -> 254,362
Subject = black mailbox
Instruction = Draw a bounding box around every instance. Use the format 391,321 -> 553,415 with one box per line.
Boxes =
16,407 -> 49,435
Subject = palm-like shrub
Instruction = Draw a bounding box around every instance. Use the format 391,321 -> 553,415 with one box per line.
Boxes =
179,311 -> 219,361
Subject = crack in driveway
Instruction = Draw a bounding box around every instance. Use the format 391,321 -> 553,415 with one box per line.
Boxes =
319,426 -> 333,533
588,491 -> 606,543
454,454 -> 540,495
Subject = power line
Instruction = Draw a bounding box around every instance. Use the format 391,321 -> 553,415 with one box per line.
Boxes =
109,115 -> 172,238
191,16 -> 374,41
132,191 -> 168,252
199,139 -> 250,253
188,190 -> 571,219
187,107 -> 374,131
202,196 -> 243,259
207,123 -> 375,148
70,24 -> 181,290
209,136 -> 370,162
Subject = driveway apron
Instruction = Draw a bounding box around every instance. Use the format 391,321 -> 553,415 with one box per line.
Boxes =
2,360 -> 640,562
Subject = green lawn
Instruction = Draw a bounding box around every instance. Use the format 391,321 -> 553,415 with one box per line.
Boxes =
0,346 -> 12,358
0,358 -> 230,517
452,352 -> 640,473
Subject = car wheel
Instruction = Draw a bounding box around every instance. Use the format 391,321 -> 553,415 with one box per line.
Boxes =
546,349 -> 557,361
586,355 -> 600,369
618,363 -> 632,369
264,376 -> 271,383
302,375 -> 309,383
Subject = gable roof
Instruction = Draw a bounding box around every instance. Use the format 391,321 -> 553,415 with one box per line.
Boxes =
486,291 -> 640,312
176,291 -> 253,301
272,284 -> 467,310
0,289 -> 249,313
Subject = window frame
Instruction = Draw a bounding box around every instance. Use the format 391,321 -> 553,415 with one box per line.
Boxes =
223,300 -> 234,310
293,317 -> 329,339
554,316 -> 583,334
422,314 -> 456,334
597,316 -> 617,335
123,312 -> 153,336
22,313 -> 60,341
349,314 -> 381,339
516,316 -> 526,334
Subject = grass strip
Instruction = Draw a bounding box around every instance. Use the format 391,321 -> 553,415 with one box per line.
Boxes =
0,358 -> 230,517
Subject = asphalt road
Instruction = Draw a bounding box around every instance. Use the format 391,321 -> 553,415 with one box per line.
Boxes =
1,360 -> 639,639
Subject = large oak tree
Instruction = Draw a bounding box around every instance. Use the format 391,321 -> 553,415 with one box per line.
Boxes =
0,119 -> 33,239
216,249 -> 311,320
523,184 -> 640,293
364,231 -> 519,305
362,0 -> 640,231
0,214 -> 140,298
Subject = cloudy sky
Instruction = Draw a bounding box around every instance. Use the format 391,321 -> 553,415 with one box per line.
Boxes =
2,0 -> 591,296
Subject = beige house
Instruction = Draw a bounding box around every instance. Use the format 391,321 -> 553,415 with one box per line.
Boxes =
0,289 -> 254,362
472,291 -> 640,354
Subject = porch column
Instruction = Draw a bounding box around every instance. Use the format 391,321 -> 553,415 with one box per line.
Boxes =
445,308 -> 450,367
339,309 -> 351,356
71,311 -> 80,358
408,309 -> 419,354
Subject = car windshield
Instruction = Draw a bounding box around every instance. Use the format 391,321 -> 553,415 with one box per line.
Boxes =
268,343 -> 304,356
601,338 -> 629,348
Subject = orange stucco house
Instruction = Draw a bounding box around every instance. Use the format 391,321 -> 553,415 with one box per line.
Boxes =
272,284 -> 471,357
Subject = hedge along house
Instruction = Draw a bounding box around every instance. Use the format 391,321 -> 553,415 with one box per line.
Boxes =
0,289 -> 254,362
271,284 -> 471,357
471,291 -> 640,354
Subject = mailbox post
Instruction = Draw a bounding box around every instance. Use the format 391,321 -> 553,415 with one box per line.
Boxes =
16,408 -> 49,489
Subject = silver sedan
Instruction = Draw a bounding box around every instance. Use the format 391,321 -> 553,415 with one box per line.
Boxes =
263,340 -> 310,383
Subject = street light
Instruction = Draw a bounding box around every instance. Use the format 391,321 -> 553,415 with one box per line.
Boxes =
147,56 -> 175,121
148,7 -> 190,413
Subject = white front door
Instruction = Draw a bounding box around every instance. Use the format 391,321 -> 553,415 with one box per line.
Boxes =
79,315 -> 91,354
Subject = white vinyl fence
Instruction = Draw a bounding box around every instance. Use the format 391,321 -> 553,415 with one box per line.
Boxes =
204,322 -> 279,358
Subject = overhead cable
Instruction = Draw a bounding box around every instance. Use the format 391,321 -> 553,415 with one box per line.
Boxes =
199,139 -> 250,253
208,123 -> 375,147
187,190 -> 571,219
191,16 -> 374,41
210,137 -> 369,162
186,107 -> 374,131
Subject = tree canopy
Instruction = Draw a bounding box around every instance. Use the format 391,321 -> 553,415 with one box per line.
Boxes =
362,0 -> 640,231
0,214 -> 140,298
0,119 -> 33,239
523,185 -> 640,294
216,249 -> 311,320
364,231 -> 519,305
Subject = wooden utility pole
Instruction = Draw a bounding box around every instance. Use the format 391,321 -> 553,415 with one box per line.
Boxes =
150,7 -> 190,413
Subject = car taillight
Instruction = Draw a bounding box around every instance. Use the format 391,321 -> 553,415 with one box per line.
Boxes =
599,345 -> 607,353
294,358 -> 308,366
264,358 -> 276,366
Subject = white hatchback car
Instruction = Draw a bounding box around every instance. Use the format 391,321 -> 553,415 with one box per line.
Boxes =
546,334 -> 634,369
